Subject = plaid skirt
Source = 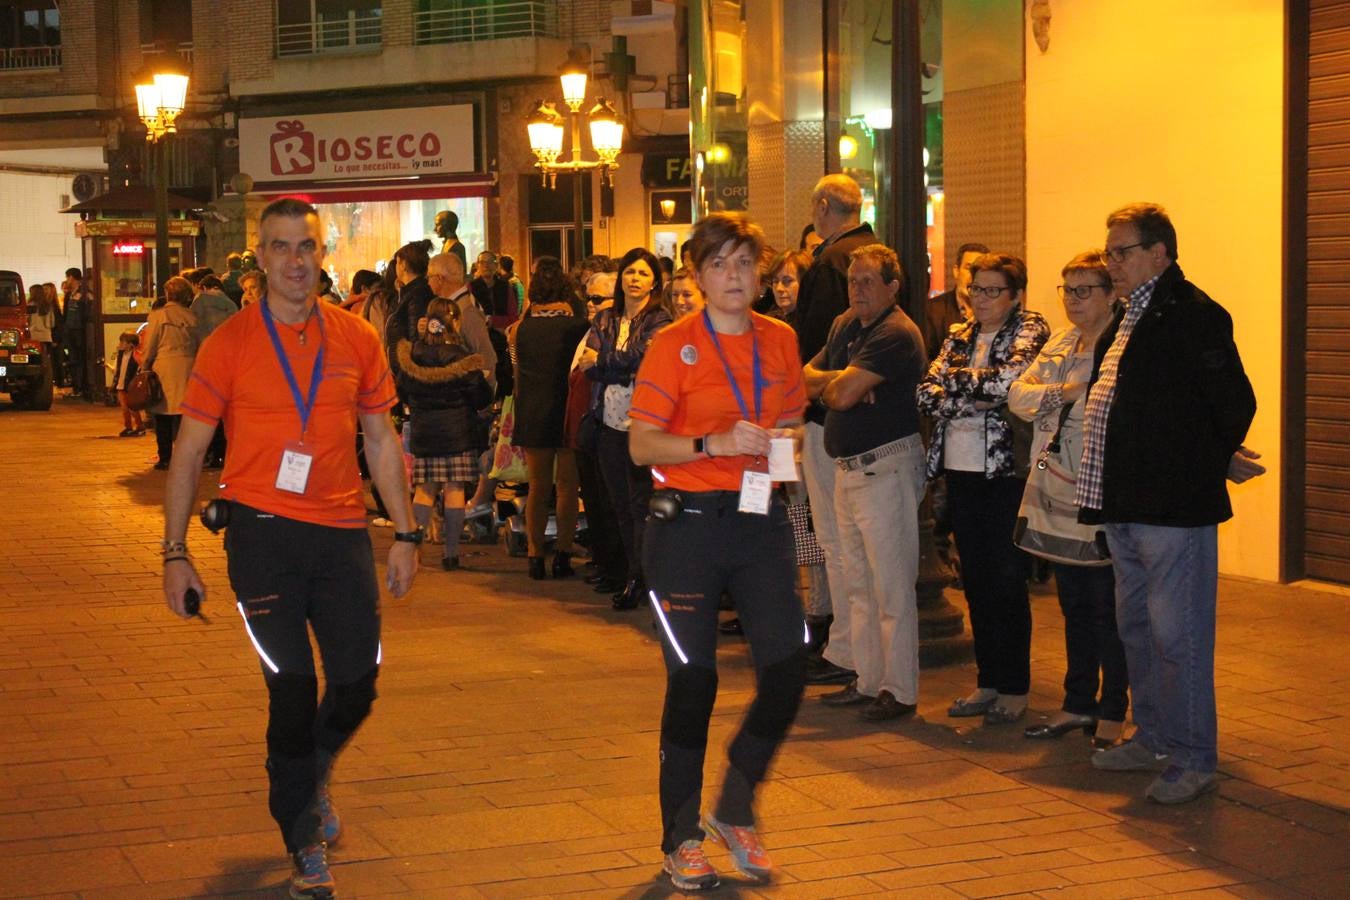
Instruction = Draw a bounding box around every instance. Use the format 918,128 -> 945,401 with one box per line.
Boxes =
412,451 -> 479,485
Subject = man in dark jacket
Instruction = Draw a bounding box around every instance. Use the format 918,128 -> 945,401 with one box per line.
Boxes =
923,242 -> 987,364
796,174 -> 876,687
1079,202 -> 1259,804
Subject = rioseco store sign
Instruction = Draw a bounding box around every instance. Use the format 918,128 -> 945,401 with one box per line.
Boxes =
239,105 -> 475,183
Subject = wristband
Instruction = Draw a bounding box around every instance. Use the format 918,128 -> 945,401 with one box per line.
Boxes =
161,540 -> 188,554
163,556 -> 191,566
393,528 -> 424,545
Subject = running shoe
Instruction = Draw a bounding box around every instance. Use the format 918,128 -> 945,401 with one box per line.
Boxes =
663,839 -> 719,892
703,812 -> 772,882
289,842 -> 335,899
316,786 -> 341,846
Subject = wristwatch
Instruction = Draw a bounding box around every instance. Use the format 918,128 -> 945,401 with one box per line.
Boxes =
393,528 -> 424,545
694,435 -> 714,458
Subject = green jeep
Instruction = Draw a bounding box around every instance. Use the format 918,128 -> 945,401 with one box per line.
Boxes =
0,270 -> 55,410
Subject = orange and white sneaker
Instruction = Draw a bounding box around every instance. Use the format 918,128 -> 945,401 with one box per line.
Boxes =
289,842 -> 335,898
663,839 -> 720,892
703,813 -> 772,882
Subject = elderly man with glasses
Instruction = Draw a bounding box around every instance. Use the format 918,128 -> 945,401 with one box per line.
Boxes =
1079,203 -> 1259,804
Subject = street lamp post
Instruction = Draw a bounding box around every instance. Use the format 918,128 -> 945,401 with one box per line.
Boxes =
526,54 -> 624,267
134,57 -> 189,296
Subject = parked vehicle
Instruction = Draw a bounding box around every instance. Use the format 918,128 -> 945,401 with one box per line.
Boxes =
0,270 -> 55,410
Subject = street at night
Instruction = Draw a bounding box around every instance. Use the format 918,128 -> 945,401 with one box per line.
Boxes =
1,402 -> 1346,898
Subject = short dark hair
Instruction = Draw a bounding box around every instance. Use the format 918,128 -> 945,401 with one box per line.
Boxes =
1106,202 -> 1178,261
688,211 -> 766,273
120,331 -> 140,347
199,274 -> 225,291
967,252 -> 1028,295
350,269 -> 381,295
65,266 -> 82,280
499,254 -> 515,275
438,209 -> 459,233
226,252 -> 243,270
767,248 -> 812,280
259,197 -> 318,228
181,267 -> 208,286
954,242 -> 989,263
849,243 -> 904,287
527,256 -> 573,305
395,239 -> 433,277
1061,249 -> 1111,282
613,247 -> 666,304
798,223 -> 817,249
239,270 -> 267,292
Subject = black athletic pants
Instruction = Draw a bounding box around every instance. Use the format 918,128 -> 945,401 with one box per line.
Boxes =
643,490 -> 808,853
225,503 -> 381,853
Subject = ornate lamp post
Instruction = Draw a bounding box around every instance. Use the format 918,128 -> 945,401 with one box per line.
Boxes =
526,55 -> 624,266
134,57 -> 189,296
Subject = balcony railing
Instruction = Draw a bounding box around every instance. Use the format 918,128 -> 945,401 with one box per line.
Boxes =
414,1 -> 558,45
0,45 -> 61,71
140,41 -> 195,64
277,12 -> 382,57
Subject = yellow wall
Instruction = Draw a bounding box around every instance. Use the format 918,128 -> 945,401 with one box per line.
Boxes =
1024,0 -> 1285,581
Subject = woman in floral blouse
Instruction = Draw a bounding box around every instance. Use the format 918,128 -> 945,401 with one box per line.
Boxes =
917,253 -> 1049,725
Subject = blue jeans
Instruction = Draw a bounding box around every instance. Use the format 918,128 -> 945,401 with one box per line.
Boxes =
1105,523 -> 1217,773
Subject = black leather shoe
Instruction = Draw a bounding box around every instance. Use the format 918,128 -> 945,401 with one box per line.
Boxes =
552,551 -> 574,578
861,690 -> 917,721
1024,715 -> 1095,740
821,680 -> 875,707
718,617 -> 743,635
528,556 -> 546,580
584,572 -> 607,585
441,556 -> 460,571
805,657 -> 857,686
592,576 -> 624,594
612,579 -> 643,610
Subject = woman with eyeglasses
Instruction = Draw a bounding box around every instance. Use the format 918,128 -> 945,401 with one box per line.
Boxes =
917,253 -> 1049,725
1008,251 -> 1129,748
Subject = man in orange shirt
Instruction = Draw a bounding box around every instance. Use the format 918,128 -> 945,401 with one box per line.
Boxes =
161,198 -> 419,899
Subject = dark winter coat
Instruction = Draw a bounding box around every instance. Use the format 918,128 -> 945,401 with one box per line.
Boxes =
394,339 -> 491,458
1081,263 -> 1255,527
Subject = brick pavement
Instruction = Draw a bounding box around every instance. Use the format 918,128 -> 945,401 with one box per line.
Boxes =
1,401 -> 1347,899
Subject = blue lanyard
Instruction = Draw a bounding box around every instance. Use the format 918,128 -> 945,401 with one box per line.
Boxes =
261,298 -> 325,440
702,309 -> 763,424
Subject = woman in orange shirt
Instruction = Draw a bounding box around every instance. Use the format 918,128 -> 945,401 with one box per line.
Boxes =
629,212 -> 808,892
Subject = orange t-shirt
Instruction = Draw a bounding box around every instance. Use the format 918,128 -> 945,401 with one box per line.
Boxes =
181,301 -> 398,528
630,311 -> 806,492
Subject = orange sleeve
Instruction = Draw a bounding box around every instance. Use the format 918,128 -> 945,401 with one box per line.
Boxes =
630,329 -> 684,430
777,327 -> 807,421
180,331 -> 233,426
352,318 -> 398,414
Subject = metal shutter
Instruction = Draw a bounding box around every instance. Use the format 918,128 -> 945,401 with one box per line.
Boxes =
1308,1 -> 1350,583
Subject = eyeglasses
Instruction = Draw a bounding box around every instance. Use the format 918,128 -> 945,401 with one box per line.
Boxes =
1102,242 -> 1145,262
1057,283 -> 1111,300
968,285 -> 1012,299
585,294 -> 609,303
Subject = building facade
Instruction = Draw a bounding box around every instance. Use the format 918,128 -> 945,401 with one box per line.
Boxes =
0,0 -> 1344,587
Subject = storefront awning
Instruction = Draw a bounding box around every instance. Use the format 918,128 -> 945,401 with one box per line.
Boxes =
254,172 -> 497,204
